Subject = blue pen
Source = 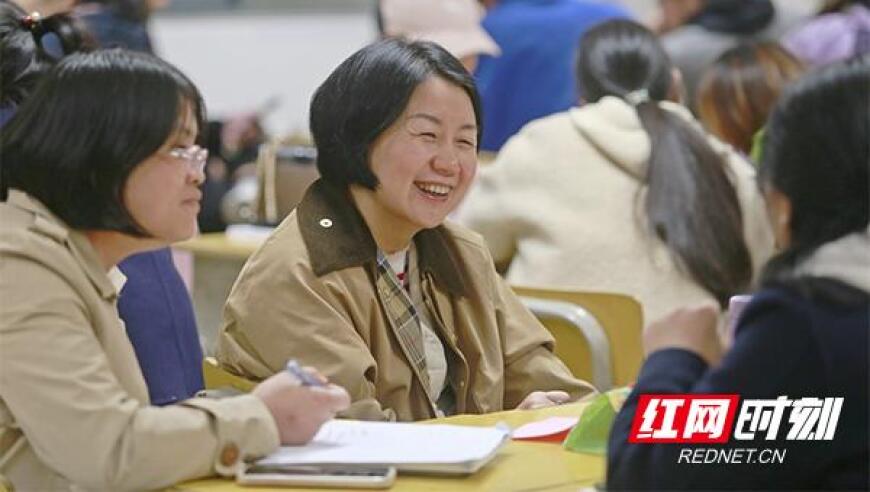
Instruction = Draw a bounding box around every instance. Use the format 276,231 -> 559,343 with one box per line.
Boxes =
285,359 -> 325,387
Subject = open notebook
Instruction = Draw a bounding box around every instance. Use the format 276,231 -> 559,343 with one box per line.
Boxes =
253,419 -> 510,475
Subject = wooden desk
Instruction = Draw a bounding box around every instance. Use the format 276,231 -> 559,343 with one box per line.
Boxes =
176,233 -> 262,261
173,402 -> 604,492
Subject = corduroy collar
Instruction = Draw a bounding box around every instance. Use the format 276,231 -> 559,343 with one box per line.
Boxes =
296,179 -> 469,297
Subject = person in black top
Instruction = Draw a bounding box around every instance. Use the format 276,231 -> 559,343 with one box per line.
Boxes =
607,55 -> 869,490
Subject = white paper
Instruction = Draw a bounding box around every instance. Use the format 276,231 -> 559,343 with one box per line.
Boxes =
256,420 -> 510,474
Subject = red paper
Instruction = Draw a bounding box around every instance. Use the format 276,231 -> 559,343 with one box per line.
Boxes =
512,416 -> 580,442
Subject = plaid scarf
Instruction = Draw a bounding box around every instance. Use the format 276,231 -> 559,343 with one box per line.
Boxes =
375,250 -> 431,395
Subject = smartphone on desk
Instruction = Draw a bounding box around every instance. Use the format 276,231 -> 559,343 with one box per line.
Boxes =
237,463 -> 397,489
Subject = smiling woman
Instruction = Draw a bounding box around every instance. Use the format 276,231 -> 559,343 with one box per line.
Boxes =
216,38 -> 596,422
352,75 -> 479,252
0,49 -> 349,491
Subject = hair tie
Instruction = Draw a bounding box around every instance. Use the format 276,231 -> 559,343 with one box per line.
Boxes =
20,12 -> 44,35
625,88 -> 650,106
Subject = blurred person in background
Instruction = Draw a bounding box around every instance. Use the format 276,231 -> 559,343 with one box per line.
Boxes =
696,40 -> 804,157
607,54 -> 869,490
72,0 -> 167,53
0,48 -> 350,491
378,0 -> 500,73
657,0 -> 811,108
8,0 -> 74,15
782,0 -> 870,67
474,0 -> 630,151
197,110 -> 266,233
0,1 -> 87,125
458,19 -> 773,323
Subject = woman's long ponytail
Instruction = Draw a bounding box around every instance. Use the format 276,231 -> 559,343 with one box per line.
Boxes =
636,100 -> 751,306
578,19 -> 752,306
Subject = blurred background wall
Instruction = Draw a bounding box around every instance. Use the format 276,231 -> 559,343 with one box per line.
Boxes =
151,0 -> 818,135
150,0 -> 663,135
151,1 -> 376,135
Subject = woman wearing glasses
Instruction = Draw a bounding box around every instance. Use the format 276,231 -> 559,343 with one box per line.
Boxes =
2,0 -> 207,408
0,49 -> 350,491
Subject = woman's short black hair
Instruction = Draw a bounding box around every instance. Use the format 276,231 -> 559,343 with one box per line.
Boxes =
310,37 -> 482,189
0,49 -> 206,234
760,55 -> 870,279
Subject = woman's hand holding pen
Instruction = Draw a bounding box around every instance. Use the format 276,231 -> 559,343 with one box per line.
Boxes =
253,363 -> 350,445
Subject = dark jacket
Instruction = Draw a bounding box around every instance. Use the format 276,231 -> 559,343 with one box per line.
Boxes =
607,278 -> 869,489
118,248 -> 204,406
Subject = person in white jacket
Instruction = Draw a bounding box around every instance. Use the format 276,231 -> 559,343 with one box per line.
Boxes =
458,19 -> 774,323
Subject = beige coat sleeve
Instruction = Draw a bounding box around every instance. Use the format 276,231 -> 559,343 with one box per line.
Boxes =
218,252 -> 395,422
0,259 -> 278,491
484,251 -> 598,407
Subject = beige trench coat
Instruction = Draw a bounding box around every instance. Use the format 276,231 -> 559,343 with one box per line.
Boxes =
217,180 -> 595,422
0,191 -> 279,491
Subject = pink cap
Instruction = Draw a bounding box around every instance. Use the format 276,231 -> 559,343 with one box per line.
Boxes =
381,0 -> 501,59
